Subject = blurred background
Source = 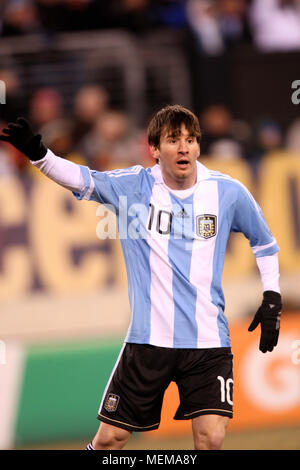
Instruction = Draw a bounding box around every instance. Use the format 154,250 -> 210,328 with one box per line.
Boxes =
0,0 -> 300,450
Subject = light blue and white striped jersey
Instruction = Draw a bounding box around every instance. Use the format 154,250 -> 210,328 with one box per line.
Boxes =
73,161 -> 279,349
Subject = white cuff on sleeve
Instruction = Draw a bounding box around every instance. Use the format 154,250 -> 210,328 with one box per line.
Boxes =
256,253 -> 280,294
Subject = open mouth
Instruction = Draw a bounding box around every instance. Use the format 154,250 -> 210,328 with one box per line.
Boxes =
176,159 -> 190,169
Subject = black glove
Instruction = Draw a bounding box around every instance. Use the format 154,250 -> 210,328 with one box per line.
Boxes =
0,117 -> 47,161
248,290 -> 282,353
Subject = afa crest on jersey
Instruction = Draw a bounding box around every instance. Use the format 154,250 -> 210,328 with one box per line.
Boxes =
104,393 -> 120,412
196,214 -> 217,239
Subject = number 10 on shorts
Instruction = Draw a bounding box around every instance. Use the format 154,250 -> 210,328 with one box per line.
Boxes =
217,376 -> 233,405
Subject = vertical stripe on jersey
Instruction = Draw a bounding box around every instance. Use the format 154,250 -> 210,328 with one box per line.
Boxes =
122,192 -> 154,344
123,236 -> 152,342
148,185 -> 175,347
210,179 -> 235,346
169,194 -> 198,348
189,180 -> 221,347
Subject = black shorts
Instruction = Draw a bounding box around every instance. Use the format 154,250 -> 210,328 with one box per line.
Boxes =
97,343 -> 233,433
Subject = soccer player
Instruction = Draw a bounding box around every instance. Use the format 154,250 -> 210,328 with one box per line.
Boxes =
0,106 -> 282,450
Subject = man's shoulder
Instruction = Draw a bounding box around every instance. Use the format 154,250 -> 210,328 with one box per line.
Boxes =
204,168 -> 255,204
98,164 -> 147,178
90,164 -> 153,186
206,168 -> 242,189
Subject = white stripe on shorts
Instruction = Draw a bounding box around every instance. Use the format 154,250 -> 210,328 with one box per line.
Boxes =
98,342 -> 126,414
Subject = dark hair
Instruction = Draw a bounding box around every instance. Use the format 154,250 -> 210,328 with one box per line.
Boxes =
147,104 -> 202,148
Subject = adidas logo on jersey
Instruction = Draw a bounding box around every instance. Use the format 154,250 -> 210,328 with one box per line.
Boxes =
175,208 -> 190,218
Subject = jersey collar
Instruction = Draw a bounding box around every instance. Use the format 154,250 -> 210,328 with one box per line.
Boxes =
150,160 -> 210,185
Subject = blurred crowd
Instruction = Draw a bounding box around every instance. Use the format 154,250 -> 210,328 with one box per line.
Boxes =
1,0 -> 300,177
0,78 -> 153,175
1,0 -> 300,52
1,68 -> 300,178
0,0 -> 187,35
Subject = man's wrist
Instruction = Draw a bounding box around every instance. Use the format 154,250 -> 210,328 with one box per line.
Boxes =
263,290 -> 282,304
24,134 -> 47,161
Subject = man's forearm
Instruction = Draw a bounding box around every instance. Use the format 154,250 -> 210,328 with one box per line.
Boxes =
256,253 -> 280,293
31,149 -> 85,193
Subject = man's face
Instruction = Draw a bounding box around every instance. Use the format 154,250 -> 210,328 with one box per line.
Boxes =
151,123 -> 200,190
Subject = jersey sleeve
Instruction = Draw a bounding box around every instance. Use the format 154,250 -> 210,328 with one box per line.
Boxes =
231,182 -> 279,258
72,164 -> 146,213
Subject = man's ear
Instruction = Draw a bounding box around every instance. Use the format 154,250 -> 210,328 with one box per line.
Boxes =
150,145 -> 160,161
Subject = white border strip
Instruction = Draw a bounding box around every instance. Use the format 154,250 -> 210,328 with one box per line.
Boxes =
0,341 -> 25,449
98,342 -> 126,414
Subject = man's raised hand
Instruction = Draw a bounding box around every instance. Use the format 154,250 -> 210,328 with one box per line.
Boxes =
0,117 -> 47,161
